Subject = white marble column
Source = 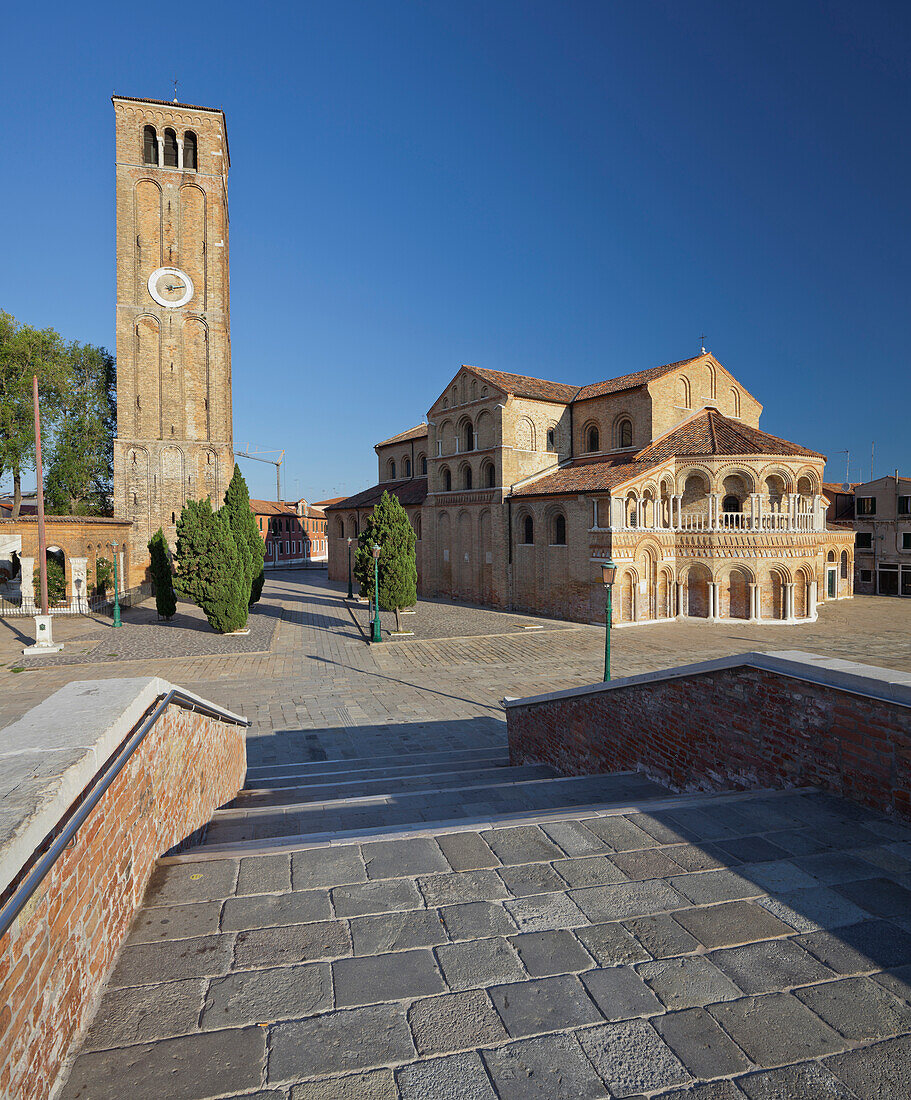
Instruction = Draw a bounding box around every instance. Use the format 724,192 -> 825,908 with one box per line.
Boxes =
748,582 -> 759,621
809,580 -> 818,621
676,580 -> 686,619
709,581 -> 721,621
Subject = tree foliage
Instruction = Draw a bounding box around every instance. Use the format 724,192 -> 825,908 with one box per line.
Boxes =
174,498 -> 248,633
0,312 -> 70,517
148,528 -> 177,620
354,491 -> 417,631
33,556 -> 66,605
221,465 -> 265,606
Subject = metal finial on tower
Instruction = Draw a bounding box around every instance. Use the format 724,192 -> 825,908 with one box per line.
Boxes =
172,78 -> 179,103
700,333 -> 706,354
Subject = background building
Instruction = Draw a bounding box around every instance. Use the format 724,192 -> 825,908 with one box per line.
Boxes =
252,499 -> 328,568
851,474 -> 911,597
329,353 -> 854,624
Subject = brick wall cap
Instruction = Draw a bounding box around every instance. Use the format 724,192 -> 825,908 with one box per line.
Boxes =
0,678 -> 247,898
502,649 -> 911,713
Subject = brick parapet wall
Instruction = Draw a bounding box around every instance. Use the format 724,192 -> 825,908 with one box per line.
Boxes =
506,651 -> 911,823
0,681 -> 246,1100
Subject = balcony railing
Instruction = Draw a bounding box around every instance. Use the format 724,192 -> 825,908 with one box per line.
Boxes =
608,494 -> 826,534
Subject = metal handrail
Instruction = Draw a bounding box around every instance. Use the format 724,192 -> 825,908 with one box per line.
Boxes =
0,689 -> 250,940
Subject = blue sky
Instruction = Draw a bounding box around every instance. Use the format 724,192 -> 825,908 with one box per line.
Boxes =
1,1 -> 908,501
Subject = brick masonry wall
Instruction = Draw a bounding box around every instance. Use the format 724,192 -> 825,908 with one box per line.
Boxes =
0,704 -> 245,1100
508,665 -> 911,823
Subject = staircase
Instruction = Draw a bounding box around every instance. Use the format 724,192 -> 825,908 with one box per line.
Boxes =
191,743 -> 671,856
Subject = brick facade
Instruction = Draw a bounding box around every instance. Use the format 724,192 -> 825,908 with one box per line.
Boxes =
112,96 -> 235,586
506,655 -> 911,823
329,354 -> 854,624
0,689 -> 246,1100
252,499 -> 328,567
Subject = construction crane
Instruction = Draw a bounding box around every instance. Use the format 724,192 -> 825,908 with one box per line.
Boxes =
233,446 -> 285,502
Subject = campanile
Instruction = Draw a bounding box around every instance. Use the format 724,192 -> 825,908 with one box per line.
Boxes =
112,94 -> 235,582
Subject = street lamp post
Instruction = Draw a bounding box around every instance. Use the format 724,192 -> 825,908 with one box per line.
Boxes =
109,541 -> 123,628
370,544 -> 382,643
346,537 -> 354,599
601,557 -> 617,681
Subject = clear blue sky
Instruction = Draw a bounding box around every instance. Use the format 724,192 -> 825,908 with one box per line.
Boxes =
2,0 -> 908,501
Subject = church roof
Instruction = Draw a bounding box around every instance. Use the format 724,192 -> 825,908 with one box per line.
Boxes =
375,424 -> 428,448
511,409 -> 823,498
323,478 -> 428,511
462,366 -> 580,404
635,408 -> 824,463
574,356 -> 706,400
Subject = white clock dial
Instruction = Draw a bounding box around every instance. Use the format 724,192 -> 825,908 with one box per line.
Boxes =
148,266 -> 194,308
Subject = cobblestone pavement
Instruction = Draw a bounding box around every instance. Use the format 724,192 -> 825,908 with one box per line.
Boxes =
43,573 -> 911,1097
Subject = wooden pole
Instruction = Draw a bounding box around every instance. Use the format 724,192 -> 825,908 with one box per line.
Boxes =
33,375 -> 49,616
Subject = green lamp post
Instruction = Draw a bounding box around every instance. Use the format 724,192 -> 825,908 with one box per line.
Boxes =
346,537 -> 354,599
370,543 -> 382,643
109,541 -> 123,629
601,557 -> 616,680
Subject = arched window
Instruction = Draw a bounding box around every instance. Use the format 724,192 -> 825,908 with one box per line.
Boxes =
443,468 -> 452,492
841,550 -> 848,578
163,128 -> 179,167
618,419 -> 633,449
523,516 -> 534,544
415,514 -> 422,540
143,125 -> 158,165
404,457 -> 412,478
420,455 -> 427,475
552,514 -> 567,545
463,422 -> 474,452
722,495 -> 740,513
485,462 -> 495,488
463,465 -> 473,490
731,388 -> 741,417
546,428 -> 555,451
389,459 -> 396,480
183,130 -> 197,170
586,425 -> 600,453
335,518 -> 344,538
678,376 -> 691,408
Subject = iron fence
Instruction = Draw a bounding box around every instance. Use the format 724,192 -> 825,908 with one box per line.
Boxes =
0,581 -> 152,618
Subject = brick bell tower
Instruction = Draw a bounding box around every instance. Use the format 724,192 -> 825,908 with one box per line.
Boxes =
112,94 -> 234,583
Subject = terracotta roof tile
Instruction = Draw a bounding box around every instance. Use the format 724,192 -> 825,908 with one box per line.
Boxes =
250,499 -> 297,516
375,424 -> 428,447
574,356 -> 705,400
463,366 -> 580,404
635,408 -> 824,462
511,458 -> 663,497
324,478 -> 428,510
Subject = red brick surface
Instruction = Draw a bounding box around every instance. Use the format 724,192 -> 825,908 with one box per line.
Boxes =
0,704 -> 245,1100
508,666 -> 911,822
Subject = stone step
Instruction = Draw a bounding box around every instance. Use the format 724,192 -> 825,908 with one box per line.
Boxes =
245,753 -> 511,790
244,744 -> 507,780
165,785 -> 801,863
197,771 -> 667,850
233,763 -> 556,807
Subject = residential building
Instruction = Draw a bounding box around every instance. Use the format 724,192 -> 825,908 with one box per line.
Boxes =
328,354 -> 854,624
851,474 -> 911,597
252,499 -> 328,568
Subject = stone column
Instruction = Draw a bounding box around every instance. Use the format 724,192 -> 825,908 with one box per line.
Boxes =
177,137 -> 184,169
809,580 -> 818,621
709,581 -> 721,621
69,557 -> 89,613
749,582 -> 760,621
19,556 -> 36,614
676,580 -> 686,619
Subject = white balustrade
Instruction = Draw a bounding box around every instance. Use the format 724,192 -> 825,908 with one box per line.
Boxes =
608,498 -> 825,533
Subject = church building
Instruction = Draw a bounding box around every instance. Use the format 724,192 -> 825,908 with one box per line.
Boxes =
328,354 -> 854,625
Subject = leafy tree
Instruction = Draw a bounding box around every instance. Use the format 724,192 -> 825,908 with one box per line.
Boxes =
93,556 -> 112,597
354,490 -> 417,631
0,312 -> 69,517
33,556 -> 66,605
174,498 -> 248,633
221,465 -> 265,606
45,343 -> 116,515
148,528 -> 177,620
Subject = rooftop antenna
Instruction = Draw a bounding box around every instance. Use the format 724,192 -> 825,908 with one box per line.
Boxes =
172,77 -> 179,103
700,333 -> 706,354
840,449 -> 850,491
871,441 -> 875,482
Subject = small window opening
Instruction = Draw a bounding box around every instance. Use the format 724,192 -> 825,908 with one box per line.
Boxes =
586,426 -> 600,453
553,514 -> 567,545
523,516 -> 534,544
143,125 -> 158,165
183,130 -> 197,170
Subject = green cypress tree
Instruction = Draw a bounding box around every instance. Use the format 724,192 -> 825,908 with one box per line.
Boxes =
221,465 -> 265,606
147,527 -> 176,620
174,498 -> 248,633
354,491 -> 417,631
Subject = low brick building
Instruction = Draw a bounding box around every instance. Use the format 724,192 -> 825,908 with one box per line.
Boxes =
328,354 -> 853,624
852,474 -> 911,597
251,499 -> 328,568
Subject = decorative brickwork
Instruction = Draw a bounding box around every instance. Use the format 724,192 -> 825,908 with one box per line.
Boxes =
506,654 -> 911,823
0,691 -> 246,1100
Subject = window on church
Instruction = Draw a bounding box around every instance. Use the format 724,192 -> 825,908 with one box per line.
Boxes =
485,462 -> 495,488
143,125 -> 158,165
420,455 -> 427,475
552,514 -> 567,545
523,516 -> 534,544
404,457 -> 411,478
463,466 -> 472,490
443,468 -> 452,492
164,128 -> 179,167
546,428 -> 555,450
722,495 -> 740,513
586,426 -> 600,453
463,422 -> 474,452
619,419 -> 633,448
184,130 -> 198,170
390,460 -> 396,480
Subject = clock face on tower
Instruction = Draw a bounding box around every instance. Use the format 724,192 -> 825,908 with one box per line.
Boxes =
147,266 -> 194,308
